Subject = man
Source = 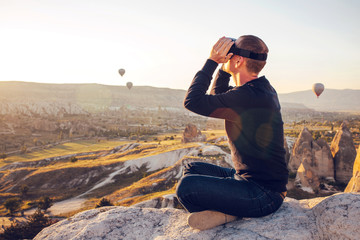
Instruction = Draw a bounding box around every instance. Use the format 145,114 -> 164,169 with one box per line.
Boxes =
176,35 -> 289,230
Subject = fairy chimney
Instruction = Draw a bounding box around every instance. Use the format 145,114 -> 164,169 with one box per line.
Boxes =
344,145 -> 360,192
330,122 -> 357,183
288,127 -> 313,172
182,124 -> 206,143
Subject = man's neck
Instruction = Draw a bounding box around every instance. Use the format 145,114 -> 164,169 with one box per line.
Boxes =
232,72 -> 258,86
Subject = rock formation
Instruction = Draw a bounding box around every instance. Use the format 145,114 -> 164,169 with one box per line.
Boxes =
284,137 -> 290,166
295,162 -> 320,193
345,145 -> 360,192
330,122 -> 357,183
132,194 -> 181,209
288,127 -> 314,172
289,127 -> 334,191
201,145 -> 223,156
182,124 -> 206,143
34,193 -> 360,240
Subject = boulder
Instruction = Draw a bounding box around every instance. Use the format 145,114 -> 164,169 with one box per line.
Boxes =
345,145 -> 360,192
34,193 -> 360,240
182,124 -> 206,143
201,146 -> 223,156
330,122 -> 357,183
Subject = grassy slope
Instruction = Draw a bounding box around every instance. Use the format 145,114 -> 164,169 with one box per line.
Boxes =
0,139 -> 129,168
0,133 -> 205,216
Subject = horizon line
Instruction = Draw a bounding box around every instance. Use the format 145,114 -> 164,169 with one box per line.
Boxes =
1,80 -> 359,94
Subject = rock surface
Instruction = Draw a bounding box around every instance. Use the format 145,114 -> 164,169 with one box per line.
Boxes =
182,124 -> 206,143
345,145 -> 360,192
35,193 -> 360,240
330,122 -> 357,183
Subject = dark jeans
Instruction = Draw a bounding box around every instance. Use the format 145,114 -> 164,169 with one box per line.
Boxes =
176,162 -> 284,218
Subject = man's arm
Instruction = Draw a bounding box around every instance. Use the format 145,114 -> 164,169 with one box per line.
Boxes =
184,59 -> 251,122
210,69 -> 233,95
184,37 -> 250,121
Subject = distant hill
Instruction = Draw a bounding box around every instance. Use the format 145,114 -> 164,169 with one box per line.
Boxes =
278,89 -> 360,112
0,81 -> 186,115
0,81 -> 359,112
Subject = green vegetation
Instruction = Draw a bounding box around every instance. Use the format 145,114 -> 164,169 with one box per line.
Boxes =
4,198 -> 22,216
20,185 -> 29,198
37,196 -> 53,212
0,139 -> 128,168
0,209 -> 56,240
95,198 -> 113,208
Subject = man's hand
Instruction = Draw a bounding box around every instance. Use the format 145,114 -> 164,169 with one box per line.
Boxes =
209,37 -> 234,64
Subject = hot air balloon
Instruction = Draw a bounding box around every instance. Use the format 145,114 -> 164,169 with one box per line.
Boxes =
126,82 -> 133,90
312,83 -> 325,98
118,68 -> 125,77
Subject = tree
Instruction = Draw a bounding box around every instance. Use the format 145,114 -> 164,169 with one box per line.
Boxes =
20,145 -> 27,154
0,152 -> 6,160
20,185 -> 29,198
95,198 -> 113,208
37,196 -> 53,212
0,209 -> 56,239
4,198 -> 22,216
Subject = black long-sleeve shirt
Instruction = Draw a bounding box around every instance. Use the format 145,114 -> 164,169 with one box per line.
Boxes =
184,59 -> 288,192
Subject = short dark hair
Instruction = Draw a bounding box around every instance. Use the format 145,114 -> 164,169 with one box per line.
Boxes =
236,35 -> 268,74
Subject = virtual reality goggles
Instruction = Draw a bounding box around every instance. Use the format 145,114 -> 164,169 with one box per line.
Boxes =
228,38 -> 267,61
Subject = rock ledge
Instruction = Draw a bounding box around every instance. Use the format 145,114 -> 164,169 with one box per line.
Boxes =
35,193 -> 360,240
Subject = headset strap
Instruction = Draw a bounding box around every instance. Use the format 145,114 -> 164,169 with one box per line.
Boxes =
228,44 -> 267,61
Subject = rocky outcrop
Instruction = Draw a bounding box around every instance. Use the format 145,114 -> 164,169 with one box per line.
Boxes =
107,147 -> 232,205
295,162 -> 320,193
201,145 -> 223,156
182,124 -> 206,143
330,122 -> 357,183
289,128 -> 334,176
345,145 -> 360,192
34,193 -> 360,240
284,137 -> 290,166
289,128 -> 334,191
289,127 -> 314,172
132,194 -> 180,209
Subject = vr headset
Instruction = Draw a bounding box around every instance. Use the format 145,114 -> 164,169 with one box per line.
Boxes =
228,38 -> 267,61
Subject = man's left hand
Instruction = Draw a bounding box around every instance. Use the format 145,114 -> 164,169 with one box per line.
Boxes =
209,37 -> 234,64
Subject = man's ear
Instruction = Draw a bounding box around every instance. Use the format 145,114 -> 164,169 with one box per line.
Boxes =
234,56 -> 245,69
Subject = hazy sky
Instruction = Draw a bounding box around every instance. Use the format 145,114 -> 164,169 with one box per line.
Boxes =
1,0 -> 359,93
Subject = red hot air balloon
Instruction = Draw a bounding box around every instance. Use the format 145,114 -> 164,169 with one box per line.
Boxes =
126,82 -> 133,90
312,83 -> 324,98
118,69 -> 125,77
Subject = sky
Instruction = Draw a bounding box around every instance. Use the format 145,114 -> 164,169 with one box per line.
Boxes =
0,0 -> 359,93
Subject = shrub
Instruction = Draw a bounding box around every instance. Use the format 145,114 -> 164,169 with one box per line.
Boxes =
4,198 -> 22,216
0,152 -> 6,160
37,196 -> 53,212
288,172 -> 297,179
20,145 -> 27,154
0,209 -> 56,240
95,198 -> 113,208
20,185 -> 29,198
70,156 -> 78,162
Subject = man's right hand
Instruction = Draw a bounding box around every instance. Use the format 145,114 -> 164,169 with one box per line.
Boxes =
209,37 -> 234,64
